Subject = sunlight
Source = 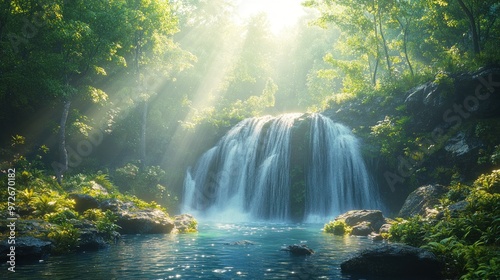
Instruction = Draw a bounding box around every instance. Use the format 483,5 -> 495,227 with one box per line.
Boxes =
235,0 -> 306,33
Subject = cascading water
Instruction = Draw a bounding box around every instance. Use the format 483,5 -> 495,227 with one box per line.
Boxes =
182,113 -> 382,222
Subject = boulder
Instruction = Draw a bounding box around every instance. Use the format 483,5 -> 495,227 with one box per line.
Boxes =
341,244 -> 442,278
281,244 -> 314,256
117,208 -> 175,234
335,210 -> 386,233
351,221 -> 373,236
368,232 -> 383,241
454,66 -> 500,118
173,214 -> 197,233
73,220 -> 119,251
0,237 -> 51,263
379,223 -> 392,234
398,184 -> 447,218
447,200 -> 469,218
404,66 -> 500,132
69,193 -> 99,213
405,79 -> 454,131
100,199 -> 175,234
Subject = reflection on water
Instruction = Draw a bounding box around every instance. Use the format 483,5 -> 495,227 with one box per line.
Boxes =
10,223 -> 381,279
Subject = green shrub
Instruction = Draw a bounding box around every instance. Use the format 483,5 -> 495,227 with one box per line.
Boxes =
389,216 -> 433,247
324,220 -> 351,235
392,170 -> 500,279
83,209 -> 120,239
96,210 -> 120,238
48,223 -> 80,254
31,191 -> 75,217
44,209 -> 79,224
473,170 -> 500,194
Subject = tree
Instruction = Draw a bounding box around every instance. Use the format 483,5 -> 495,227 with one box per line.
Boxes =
0,1 -> 128,183
304,0 -> 394,85
120,0 -> 194,169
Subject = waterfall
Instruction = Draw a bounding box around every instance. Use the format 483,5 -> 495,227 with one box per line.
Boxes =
182,113 -> 382,222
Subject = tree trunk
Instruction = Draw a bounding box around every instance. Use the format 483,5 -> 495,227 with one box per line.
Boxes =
397,17 -> 414,76
56,100 -> 71,185
378,9 -> 392,76
140,100 -> 148,169
457,0 -> 481,54
372,11 -> 380,85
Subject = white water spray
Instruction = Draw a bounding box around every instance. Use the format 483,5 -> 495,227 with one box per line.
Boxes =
182,113 -> 382,222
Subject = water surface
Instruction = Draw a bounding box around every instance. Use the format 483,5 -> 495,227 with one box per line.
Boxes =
12,223 -> 382,279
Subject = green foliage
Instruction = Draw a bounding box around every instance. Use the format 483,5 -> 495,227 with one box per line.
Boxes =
440,182 -> 471,206
31,191 -> 75,217
324,220 -> 352,235
45,209 -> 79,225
390,170 -> 500,279
180,219 -> 198,234
370,116 -> 409,158
473,170 -> 500,194
95,210 -> 120,238
389,216 -> 433,247
113,163 -> 173,207
48,223 -> 81,254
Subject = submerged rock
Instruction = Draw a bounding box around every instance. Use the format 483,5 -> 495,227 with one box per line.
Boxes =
0,237 -> 52,263
341,243 -> 442,278
398,184 -> 447,218
281,244 -> 314,256
224,240 -> 255,246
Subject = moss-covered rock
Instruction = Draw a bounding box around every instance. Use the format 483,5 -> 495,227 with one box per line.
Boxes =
398,184 -> 447,218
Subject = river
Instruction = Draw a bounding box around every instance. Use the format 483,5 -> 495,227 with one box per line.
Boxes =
11,222 -> 389,279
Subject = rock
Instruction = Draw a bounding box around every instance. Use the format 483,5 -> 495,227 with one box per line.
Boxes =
224,240 -> 255,246
448,200 -> 469,218
454,66 -> 500,118
100,198 -> 132,212
341,243 -> 442,278
335,210 -> 386,232
369,232 -> 383,241
281,244 -> 314,256
173,214 -> 197,233
404,66 -> 500,132
379,224 -> 392,234
405,79 -> 454,131
117,208 -> 175,234
69,193 -> 99,213
398,184 -> 447,218
0,237 -> 52,263
100,199 -> 175,234
90,181 -> 109,195
73,220 -> 118,251
351,221 -> 373,236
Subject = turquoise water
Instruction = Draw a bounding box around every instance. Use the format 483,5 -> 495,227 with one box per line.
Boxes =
11,223 -> 381,279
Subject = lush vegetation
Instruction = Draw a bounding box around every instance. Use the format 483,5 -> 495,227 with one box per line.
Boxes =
2,1 -> 498,202
324,220 -> 352,235
0,140 -> 170,253
1,1 -> 500,276
389,170 -> 500,279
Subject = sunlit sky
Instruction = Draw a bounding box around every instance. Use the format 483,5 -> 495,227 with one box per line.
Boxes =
235,0 -> 307,33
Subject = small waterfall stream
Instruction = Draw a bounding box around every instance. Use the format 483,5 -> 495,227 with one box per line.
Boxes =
182,113 -> 382,222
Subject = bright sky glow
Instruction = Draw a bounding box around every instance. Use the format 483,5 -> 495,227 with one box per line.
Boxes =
235,0 -> 307,34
